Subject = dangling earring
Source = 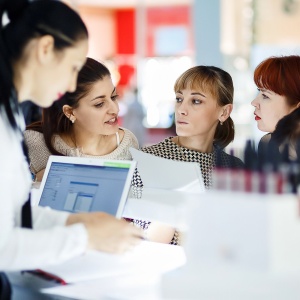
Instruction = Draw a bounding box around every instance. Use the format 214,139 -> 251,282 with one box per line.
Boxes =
71,119 -> 75,124
220,120 -> 223,126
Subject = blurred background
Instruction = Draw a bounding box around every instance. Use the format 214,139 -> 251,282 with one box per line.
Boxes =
61,0 -> 300,158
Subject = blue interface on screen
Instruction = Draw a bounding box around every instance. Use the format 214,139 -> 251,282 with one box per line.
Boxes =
39,162 -> 129,215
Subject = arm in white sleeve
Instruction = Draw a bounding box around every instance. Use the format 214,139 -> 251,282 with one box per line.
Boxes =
31,206 -> 70,229
0,169 -> 88,271
0,117 -> 88,271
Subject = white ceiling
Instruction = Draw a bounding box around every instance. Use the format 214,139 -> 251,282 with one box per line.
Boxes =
76,0 -> 191,8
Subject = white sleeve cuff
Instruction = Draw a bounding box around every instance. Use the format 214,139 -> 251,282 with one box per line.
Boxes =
32,206 -> 70,229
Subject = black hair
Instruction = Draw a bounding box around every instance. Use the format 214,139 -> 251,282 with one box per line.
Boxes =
271,107 -> 300,160
0,0 -> 88,129
271,108 -> 300,145
27,57 -> 111,155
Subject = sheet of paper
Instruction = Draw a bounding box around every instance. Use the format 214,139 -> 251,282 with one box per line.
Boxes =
130,148 -> 205,193
39,241 -> 186,284
124,188 -> 190,227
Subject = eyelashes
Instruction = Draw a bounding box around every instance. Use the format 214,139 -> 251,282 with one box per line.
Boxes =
175,98 -> 202,104
94,102 -> 104,108
94,95 -> 119,108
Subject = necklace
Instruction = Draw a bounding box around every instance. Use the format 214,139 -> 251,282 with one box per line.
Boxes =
71,136 -> 84,157
176,136 -> 187,160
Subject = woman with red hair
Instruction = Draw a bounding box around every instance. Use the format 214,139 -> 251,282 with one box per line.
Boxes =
252,55 -> 300,133
252,55 -> 300,163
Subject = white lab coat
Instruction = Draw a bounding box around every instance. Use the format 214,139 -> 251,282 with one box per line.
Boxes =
0,109 -> 87,271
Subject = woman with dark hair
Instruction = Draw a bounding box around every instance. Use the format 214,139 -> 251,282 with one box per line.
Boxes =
132,66 -> 243,245
24,57 -> 139,182
0,0 -> 142,280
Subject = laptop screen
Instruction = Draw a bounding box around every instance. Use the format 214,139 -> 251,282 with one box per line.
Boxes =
38,158 -> 135,218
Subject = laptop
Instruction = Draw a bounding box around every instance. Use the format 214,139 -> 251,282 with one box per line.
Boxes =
38,155 -> 136,218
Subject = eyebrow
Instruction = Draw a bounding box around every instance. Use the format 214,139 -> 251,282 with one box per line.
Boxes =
176,91 -> 206,97
90,87 -> 116,101
259,88 -> 273,94
91,95 -> 105,101
191,92 -> 206,97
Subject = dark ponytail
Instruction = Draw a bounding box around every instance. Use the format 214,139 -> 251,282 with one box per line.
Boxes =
214,116 -> 235,149
0,0 -> 29,129
211,67 -> 235,148
0,0 -> 88,129
0,0 -> 29,23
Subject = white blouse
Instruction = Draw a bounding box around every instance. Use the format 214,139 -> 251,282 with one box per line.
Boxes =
0,110 -> 88,271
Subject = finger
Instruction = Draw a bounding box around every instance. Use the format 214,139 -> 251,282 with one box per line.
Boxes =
130,225 -> 144,236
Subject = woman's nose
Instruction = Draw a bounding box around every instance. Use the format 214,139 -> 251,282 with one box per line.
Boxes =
67,73 -> 78,93
251,97 -> 258,108
177,103 -> 188,115
109,100 -> 119,115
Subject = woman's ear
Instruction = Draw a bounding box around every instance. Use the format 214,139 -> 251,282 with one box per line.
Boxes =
36,35 -> 55,65
219,104 -> 233,123
62,105 -> 74,119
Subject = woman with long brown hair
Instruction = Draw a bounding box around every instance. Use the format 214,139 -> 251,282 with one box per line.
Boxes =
25,57 -> 138,182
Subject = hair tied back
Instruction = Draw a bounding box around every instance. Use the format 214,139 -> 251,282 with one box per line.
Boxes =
0,0 -> 29,26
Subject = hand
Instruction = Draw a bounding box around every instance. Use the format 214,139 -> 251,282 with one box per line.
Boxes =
67,212 -> 144,254
146,221 -> 176,244
35,168 -> 45,182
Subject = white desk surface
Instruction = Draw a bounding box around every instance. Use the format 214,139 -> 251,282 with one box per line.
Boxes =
162,265 -> 300,300
8,241 -> 186,300
9,271 -> 163,300
10,264 -> 300,300
19,188 -> 300,299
